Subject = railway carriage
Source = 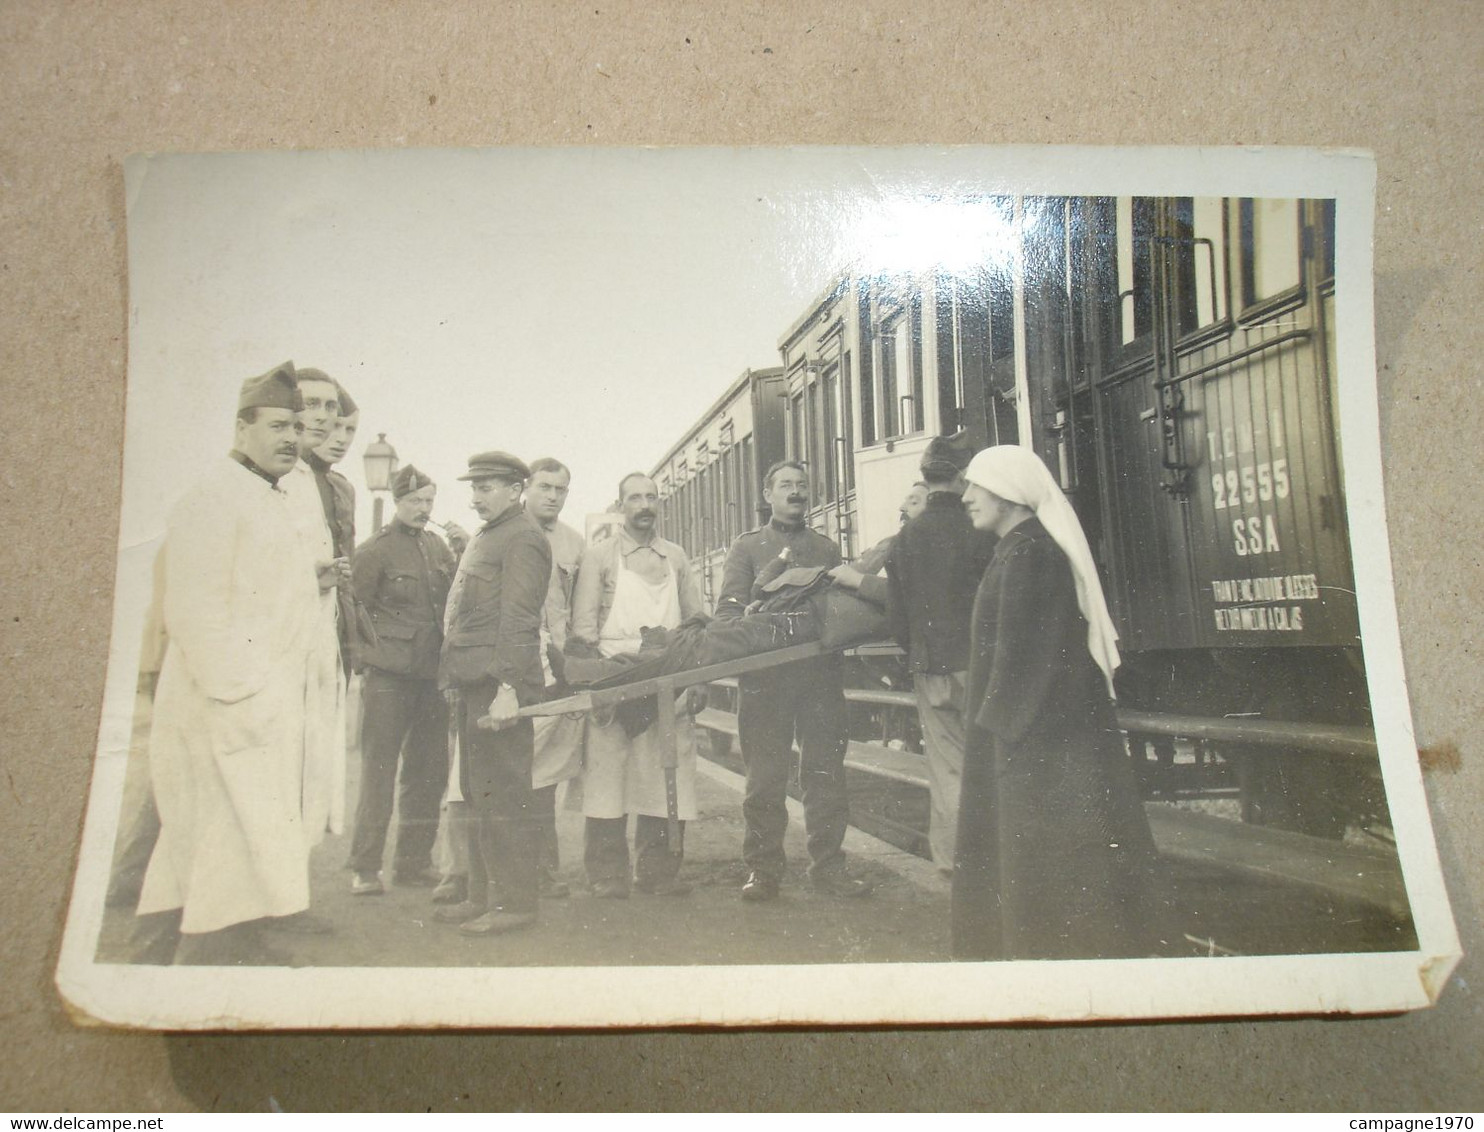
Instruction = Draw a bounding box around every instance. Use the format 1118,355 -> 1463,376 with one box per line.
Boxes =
654,194 -> 1391,853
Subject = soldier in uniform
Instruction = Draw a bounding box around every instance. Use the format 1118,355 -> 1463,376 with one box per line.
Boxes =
346,464 -> 457,895
433,451 -> 551,936
715,459 -> 872,902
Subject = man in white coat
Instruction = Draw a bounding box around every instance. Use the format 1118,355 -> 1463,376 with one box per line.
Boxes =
569,473 -> 705,898
135,363 -> 333,965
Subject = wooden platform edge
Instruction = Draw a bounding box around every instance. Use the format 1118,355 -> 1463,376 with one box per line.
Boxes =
694,707 -> 1408,915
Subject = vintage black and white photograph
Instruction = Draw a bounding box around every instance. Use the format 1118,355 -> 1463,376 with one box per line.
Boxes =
56,145 -> 1459,1029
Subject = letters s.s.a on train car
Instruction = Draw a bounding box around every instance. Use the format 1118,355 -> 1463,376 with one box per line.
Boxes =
1070,197 -> 1352,658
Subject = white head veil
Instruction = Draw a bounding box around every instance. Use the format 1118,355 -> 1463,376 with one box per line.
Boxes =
964,444 -> 1121,698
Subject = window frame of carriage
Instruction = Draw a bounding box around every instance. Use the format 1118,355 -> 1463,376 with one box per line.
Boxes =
864,281 -> 926,447
1231,197 -> 1313,329
1102,196 -> 1238,373
783,336 -> 852,511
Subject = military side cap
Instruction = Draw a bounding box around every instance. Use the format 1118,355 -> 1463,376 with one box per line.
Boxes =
335,381 -> 359,417
458,451 -> 530,481
392,463 -> 434,498
921,429 -> 975,473
238,360 -> 304,412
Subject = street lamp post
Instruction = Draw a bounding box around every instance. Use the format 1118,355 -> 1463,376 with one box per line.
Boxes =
362,432 -> 399,533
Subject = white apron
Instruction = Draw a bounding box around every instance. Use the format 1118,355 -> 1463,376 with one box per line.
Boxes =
580,557 -> 697,820
532,620 -> 585,790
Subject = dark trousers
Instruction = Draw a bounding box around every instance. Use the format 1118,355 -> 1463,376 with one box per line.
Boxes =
457,680 -> 540,915
348,670 -> 449,875
737,656 -> 850,882
583,815 -> 684,887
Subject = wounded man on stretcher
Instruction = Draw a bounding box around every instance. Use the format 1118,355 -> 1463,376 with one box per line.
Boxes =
550,564 -> 889,737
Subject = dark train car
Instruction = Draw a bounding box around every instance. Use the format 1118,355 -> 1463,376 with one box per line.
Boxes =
658,195 -> 1388,844
1012,196 -> 1374,835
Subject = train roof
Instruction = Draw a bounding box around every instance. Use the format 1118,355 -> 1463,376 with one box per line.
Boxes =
649,365 -> 784,478
777,272 -> 850,351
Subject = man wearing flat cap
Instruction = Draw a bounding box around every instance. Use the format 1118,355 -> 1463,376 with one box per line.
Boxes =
346,464 -> 458,895
433,451 -> 552,936
834,430 -> 993,873
134,362 -> 333,964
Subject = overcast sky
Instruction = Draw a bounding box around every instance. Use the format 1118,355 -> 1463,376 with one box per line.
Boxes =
120,145 -> 1363,547
123,146 -> 1019,541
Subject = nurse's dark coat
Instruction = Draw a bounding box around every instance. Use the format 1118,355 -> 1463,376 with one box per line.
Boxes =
952,516 -> 1157,961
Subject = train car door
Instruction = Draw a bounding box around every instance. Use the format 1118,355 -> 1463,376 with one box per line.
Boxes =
1085,196 -> 1358,658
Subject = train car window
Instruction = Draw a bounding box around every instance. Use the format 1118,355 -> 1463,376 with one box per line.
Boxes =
711,459 -> 723,551
740,435 -> 756,526
688,475 -> 699,556
1116,197 -> 1154,345
700,461 -> 713,554
986,262 -> 1016,406
789,389 -> 806,465
934,274 -> 962,433
877,311 -> 920,440
879,325 -> 900,438
1238,198 -> 1303,308
908,294 -> 925,434
840,352 -> 856,490
1170,197 -> 1229,334
820,363 -> 840,502
718,448 -> 731,545
808,375 -> 831,503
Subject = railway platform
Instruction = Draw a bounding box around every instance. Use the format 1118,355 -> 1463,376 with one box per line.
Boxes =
95,731 -> 1413,969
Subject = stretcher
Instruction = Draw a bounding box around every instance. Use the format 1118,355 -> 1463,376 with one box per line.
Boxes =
486,641 -> 829,856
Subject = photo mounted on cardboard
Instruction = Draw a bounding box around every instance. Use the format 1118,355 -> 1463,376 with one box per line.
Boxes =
56,145 -> 1460,1029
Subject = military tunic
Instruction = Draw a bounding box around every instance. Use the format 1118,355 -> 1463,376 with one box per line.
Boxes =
347,519 -> 457,878
439,504 -> 552,914
717,518 -> 852,882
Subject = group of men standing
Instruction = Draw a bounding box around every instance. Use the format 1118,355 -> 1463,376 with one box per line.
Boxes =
124,359 -> 991,964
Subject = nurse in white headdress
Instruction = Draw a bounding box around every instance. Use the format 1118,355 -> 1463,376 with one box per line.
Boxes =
953,445 -> 1156,961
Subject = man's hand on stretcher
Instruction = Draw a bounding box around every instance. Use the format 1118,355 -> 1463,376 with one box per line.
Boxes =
476,684 -> 523,731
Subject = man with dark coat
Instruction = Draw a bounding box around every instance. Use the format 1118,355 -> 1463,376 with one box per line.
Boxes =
831,432 -> 993,873
308,380 -> 362,676
432,451 -> 551,936
347,464 -> 457,894
716,459 -> 871,902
